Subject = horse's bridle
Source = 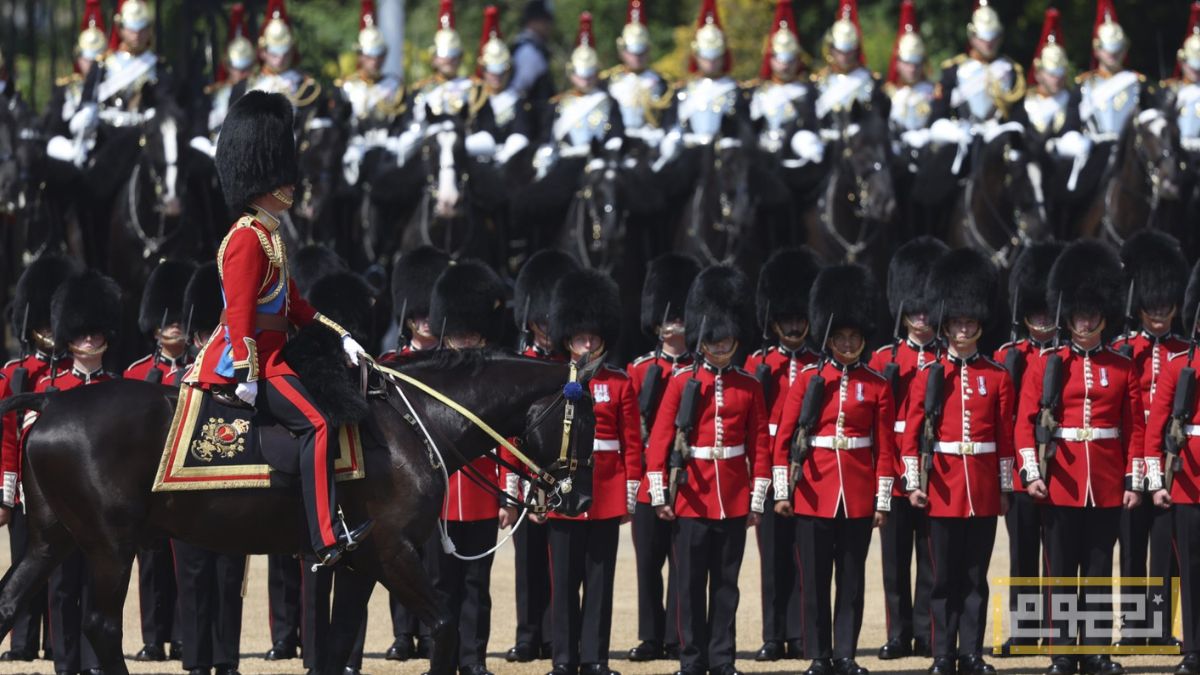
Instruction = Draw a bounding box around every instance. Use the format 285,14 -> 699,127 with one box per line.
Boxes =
690,142 -> 752,265
819,138 -> 887,263
963,136 -> 1039,269
572,160 -> 626,272
1101,122 -> 1176,244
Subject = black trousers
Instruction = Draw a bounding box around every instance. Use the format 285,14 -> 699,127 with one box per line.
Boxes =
928,516 -> 997,658
757,496 -> 801,645
513,518 -> 552,649
674,516 -> 747,672
302,564 -> 367,670
549,518 -> 620,667
136,537 -> 178,647
880,496 -> 933,646
1005,491 -> 1043,643
632,501 -> 679,646
433,519 -> 500,668
259,375 -> 339,553
1175,504 -> 1200,652
48,551 -> 99,673
795,514 -> 873,660
1041,505 -> 1122,649
1119,498 -> 1177,641
267,555 -> 302,650
8,506 -> 48,656
173,540 -> 244,670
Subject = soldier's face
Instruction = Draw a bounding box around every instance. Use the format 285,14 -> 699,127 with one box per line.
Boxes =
157,323 -> 185,345
76,57 -> 95,76
70,332 -> 107,356
702,337 -> 737,367
969,35 -> 999,59
829,328 -> 864,363
409,316 -> 434,339
1186,63 -> 1200,83
946,317 -> 982,351
569,72 -> 598,92
1141,307 -> 1176,337
771,56 -> 799,80
773,319 -> 809,349
483,69 -> 509,90
620,49 -> 646,72
1036,68 -> 1065,94
447,333 -> 485,350
32,327 -> 54,352
1069,311 -> 1105,343
1025,311 -> 1057,342
1096,47 -> 1125,71
568,333 -> 605,360
433,55 -> 461,78
121,26 -> 150,51
697,56 -> 723,77
658,320 -> 685,339
831,48 -> 857,71
905,312 -> 934,342
897,60 -> 921,85
262,49 -> 292,72
359,54 -> 383,77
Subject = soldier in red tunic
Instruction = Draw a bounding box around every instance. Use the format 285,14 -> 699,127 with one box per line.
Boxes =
869,237 -> 946,661
545,269 -> 641,675
625,253 -> 698,663
0,255 -> 77,663
1015,240 -> 1144,675
744,248 -> 821,662
647,265 -> 772,675
1114,230 -> 1188,648
773,264 -> 895,675
902,249 -> 1015,675
1145,259 -> 1200,675
186,90 -> 370,567
503,250 -> 577,664
991,241 -> 1062,656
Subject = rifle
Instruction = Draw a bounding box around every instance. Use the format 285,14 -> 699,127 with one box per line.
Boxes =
516,296 -> 532,355
918,305 -> 947,493
638,304 -> 672,442
788,316 -> 834,492
178,304 -> 194,390
669,316 -> 705,503
755,301 -> 773,401
143,308 -> 169,385
1165,304 -> 1200,491
881,301 -> 904,402
1116,279 -> 1135,358
1003,290 -> 1025,394
1035,295 -> 1064,484
9,304 -> 30,395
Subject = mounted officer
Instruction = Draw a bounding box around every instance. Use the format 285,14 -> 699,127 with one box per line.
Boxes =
186,90 -> 370,568
248,0 -> 322,126
885,1 -> 937,238
189,3 -> 258,157
408,0 -> 472,129
602,0 -> 670,153
812,0 -> 886,132
465,6 -> 533,169
338,0 -> 407,188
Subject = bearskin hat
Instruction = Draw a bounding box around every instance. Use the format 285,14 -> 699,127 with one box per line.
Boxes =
215,90 -> 297,212
292,244 -> 347,298
1183,260 -> 1200,332
391,246 -> 451,322
757,247 -> 822,328
515,250 -> 579,330
183,262 -> 222,339
886,236 -> 948,318
925,248 -> 998,325
428,259 -> 507,344
809,264 -> 879,344
138,260 -> 197,335
1120,229 -> 1188,314
309,271 -> 376,338
1008,241 -> 1064,322
1047,239 -> 1123,328
51,270 -> 122,347
549,269 -> 621,354
684,265 -> 753,350
641,253 -> 700,336
10,254 -> 82,340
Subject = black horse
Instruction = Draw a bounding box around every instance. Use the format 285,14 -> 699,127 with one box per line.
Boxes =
670,134 -> 762,272
291,104 -> 351,253
0,351 -> 598,675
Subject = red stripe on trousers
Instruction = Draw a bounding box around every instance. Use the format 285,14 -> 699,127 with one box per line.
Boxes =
273,376 -> 337,548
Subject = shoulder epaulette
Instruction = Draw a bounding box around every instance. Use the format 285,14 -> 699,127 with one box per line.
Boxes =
861,364 -> 886,380
800,362 -> 819,373
873,343 -> 895,355
56,73 -> 82,87
672,367 -> 695,379
3,358 -> 21,370
996,340 -> 1020,352
602,363 -> 628,377
599,65 -> 623,81
631,353 -> 657,366
1169,350 -> 1191,361
941,54 -> 968,70
126,354 -> 154,370
979,355 -> 1003,369
1104,346 -> 1133,361
1038,344 -> 1065,357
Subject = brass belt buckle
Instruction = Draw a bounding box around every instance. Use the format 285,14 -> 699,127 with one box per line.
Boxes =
833,436 -> 849,450
959,441 -> 975,455
1074,427 -> 1093,442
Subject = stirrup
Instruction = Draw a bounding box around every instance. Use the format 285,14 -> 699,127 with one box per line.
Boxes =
312,546 -> 343,571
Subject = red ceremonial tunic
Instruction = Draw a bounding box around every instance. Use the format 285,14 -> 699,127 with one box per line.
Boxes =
994,338 -> 1054,398
549,365 -> 643,521
23,365 -> 117,437
1,353 -> 69,506
645,362 -> 772,520
900,353 -> 1017,517
1144,352 -> 1200,504
745,345 -> 818,437
443,456 -> 504,521
772,360 -> 897,519
124,352 -> 187,386
1112,331 -> 1188,417
870,339 -> 938,496
1014,344 -> 1145,508
627,351 -> 693,505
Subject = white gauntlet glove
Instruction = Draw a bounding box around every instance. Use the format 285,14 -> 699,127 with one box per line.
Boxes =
234,382 -> 258,406
342,335 -> 366,367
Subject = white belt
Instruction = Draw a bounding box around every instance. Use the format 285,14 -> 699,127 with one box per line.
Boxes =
811,436 -> 873,450
690,444 -> 745,460
934,441 -> 997,455
1053,427 -> 1120,441
893,420 -> 907,434
593,439 -> 621,452
1184,424 -> 1200,437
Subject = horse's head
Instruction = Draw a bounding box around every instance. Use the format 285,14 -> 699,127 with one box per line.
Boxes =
570,142 -> 627,270
980,126 -> 1049,244
422,107 -> 470,219
136,105 -> 186,218
294,109 -> 347,228
840,104 -> 896,223
516,356 -> 600,517
1132,110 -> 1182,203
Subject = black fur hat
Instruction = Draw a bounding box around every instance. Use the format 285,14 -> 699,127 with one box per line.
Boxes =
1120,229 -> 1187,314
515,250 -> 579,330
684,265 -> 753,350
429,260 -> 507,344
1047,239 -> 1123,328
183,262 -> 222,339
809,264 -> 879,343
886,236 -> 948,318
10,254 -> 82,340
309,272 -> 376,339
215,90 -> 298,212
757,247 -> 822,328
138,260 -> 197,335
292,244 -> 347,298
641,253 -> 700,336
1184,260 -> 1200,332
51,270 -> 122,347
391,246 -> 451,322
1008,241 -> 1064,322
926,249 -> 998,325
549,269 -> 621,354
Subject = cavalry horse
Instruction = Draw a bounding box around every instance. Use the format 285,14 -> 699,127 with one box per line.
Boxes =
943,123 -> 1049,270
803,104 -> 897,279
291,101 -> 351,256
0,349 -> 599,675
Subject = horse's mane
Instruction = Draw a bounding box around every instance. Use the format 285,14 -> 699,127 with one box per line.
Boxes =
392,347 -> 517,377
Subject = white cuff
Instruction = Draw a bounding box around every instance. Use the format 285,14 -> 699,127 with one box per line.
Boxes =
1000,457 -> 1015,492
751,477 -> 770,514
505,473 -> 520,499
648,471 -> 666,506
1018,448 -> 1041,482
876,477 -> 895,511
626,480 -> 640,514
1131,458 -> 1146,491
1145,457 -> 1164,492
772,465 -> 789,498
902,456 -> 920,491
2,471 -> 16,508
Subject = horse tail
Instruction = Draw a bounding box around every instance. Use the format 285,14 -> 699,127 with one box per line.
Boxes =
0,393 -> 49,417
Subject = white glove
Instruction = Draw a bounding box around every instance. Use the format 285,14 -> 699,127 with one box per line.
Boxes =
929,118 -> 970,145
342,335 -> 366,367
900,128 -> 932,149
69,103 -> 97,135
234,382 -> 258,406
387,126 -> 422,165
495,133 -> 530,165
46,136 -> 76,163
342,142 -> 365,185
604,136 -> 624,153
189,135 -> 217,158
789,129 -> 826,164
1049,130 -> 1091,159
464,131 -> 497,158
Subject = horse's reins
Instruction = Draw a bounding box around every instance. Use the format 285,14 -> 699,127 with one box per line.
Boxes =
819,141 -> 884,263
1100,124 -> 1171,244
689,145 -> 751,265
571,162 -> 626,272
963,137 -> 1037,269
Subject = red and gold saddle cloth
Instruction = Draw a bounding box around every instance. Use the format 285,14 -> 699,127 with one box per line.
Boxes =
153,384 -> 365,491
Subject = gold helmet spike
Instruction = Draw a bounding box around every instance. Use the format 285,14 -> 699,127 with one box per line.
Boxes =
897,32 -> 925,64
358,0 -> 387,57
77,0 -> 108,60
771,23 -> 800,63
117,0 -> 151,32
259,0 -> 294,56
1094,16 -> 1127,54
828,0 -> 860,53
968,1 -> 1002,42
227,35 -> 255,70
693,20 -> 726,60
1037,42 -> 1068,77
618,0 -> 650,55
433,0 -> 463,59
569,12 -> 599,78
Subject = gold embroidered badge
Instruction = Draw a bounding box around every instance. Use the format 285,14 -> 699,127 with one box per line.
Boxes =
190,418 -> 252,462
